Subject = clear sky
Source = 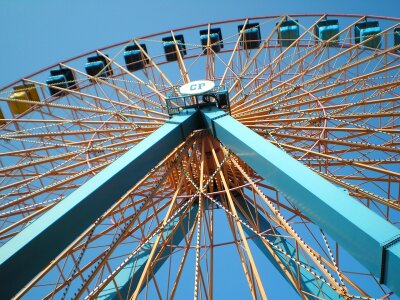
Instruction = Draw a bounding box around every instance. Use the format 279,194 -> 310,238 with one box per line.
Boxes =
0,1 -> 399,299
0,0 -> 399,88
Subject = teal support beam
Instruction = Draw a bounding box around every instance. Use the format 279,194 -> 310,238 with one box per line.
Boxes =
97,204 -> 198,299
201,107 -> 400,294
1,104 -> 399,298
234,194 -> 339,299
0,109 -> 201,299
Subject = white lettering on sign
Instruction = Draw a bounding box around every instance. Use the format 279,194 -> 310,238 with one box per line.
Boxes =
179,80 -> 215,95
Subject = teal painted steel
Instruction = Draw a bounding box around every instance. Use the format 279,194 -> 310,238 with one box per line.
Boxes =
0,109 -> 201,299
200,107 -> 400,294
97,204 -> 198,299
1,105 -> 399,298
234,194 -> 340,299
385,242 -> 400,292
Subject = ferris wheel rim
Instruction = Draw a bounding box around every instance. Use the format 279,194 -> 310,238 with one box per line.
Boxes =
0,13 -> 399,299
1,13 -> 400,92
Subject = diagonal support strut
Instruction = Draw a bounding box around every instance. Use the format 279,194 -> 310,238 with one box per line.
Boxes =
0,109 -> 201,299
0,106 -> 399,298
96,204 -> 198,300
233,192 -> 340,299
201,107 -> 400,295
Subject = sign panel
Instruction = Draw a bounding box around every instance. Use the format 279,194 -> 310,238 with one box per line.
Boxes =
179,80 -> 215,95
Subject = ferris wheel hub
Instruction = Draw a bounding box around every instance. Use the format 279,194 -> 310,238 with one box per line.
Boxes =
166,82 -> 230,116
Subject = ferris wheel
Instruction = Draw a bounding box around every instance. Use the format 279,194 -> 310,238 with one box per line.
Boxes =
0,14 -> 399,299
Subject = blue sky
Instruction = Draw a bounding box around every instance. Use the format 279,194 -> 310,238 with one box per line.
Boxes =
0,0 -> 399,88
0,1 -> 400,299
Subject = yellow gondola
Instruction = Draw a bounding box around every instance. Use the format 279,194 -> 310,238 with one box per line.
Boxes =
9,84 -> 40,114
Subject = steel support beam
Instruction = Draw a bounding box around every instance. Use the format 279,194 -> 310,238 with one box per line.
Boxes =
97,204 -> 198,300
1,105 -> 400,297
201,107 -> 400,294
234,194 -> 339,299
0,109 -> 201,299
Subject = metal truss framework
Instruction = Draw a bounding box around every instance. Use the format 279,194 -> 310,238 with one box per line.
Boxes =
0,107 -> 399,299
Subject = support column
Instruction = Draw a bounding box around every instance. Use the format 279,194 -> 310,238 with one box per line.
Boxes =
0,109 -> 201,299
201,107 -> 400,294
234,194 -> 340,299
97,204 -> 198,300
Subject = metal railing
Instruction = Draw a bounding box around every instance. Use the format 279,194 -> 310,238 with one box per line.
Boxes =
166,85 -> 230,116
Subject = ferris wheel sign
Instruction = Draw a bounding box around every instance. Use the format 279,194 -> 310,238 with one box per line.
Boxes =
179,80 -> 215,95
